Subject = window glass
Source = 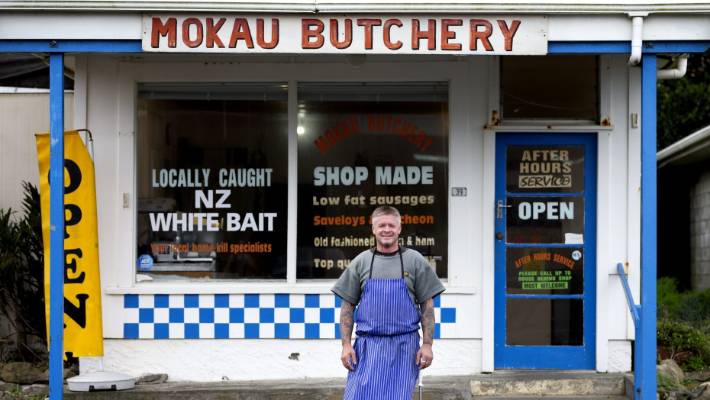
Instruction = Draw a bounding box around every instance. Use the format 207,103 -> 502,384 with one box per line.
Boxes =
501,56 -> 599,121
507,298 -> 583,345
136,83 -> 288,280
296,82 -> 449,279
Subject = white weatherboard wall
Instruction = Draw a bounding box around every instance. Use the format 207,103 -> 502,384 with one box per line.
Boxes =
0,92 -> 73,212
79,52 -> 635,380
82,339 -> 481,380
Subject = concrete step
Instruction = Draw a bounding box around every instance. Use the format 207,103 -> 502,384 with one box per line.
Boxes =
470,371 -> 630,398
63,373 -> 632,400
473,397 -> 629,400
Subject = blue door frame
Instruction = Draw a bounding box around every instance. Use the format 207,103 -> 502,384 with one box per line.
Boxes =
1,38 -> 708,399
494,133 -> 597,369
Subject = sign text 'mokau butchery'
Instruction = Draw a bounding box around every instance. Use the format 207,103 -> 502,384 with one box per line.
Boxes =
143,15 -> 548,54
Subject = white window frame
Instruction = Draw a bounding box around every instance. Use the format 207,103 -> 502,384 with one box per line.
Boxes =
108,55 -> 477,295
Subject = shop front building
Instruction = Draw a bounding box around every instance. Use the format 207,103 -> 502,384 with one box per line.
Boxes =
2,1 -> 710,385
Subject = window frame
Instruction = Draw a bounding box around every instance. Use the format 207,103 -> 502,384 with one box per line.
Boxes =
494,55 -> 608,128
111,56 -> 475,294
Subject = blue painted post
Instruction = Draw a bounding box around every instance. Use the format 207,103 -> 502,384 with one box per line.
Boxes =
49,53 -> 65,400
640,54 -> 657,400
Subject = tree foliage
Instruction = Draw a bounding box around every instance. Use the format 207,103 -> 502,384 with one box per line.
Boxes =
658,52 -> 710,149
0,182 -> 46,361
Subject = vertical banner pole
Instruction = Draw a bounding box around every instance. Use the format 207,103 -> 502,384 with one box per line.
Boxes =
49,53 -> 65,400
640,53 -> 657,400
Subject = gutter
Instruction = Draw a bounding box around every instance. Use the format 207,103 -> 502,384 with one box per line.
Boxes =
658,124 -> 710,168
2,1 -> 710,13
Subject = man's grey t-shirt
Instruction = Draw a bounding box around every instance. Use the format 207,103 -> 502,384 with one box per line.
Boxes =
331,247 -> 445,305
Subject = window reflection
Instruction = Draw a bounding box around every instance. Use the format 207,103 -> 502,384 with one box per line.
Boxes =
296,83 -> 449,279
136,83 -> 288,280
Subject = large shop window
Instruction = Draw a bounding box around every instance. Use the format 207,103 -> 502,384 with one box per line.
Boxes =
501,56 -> 599,122
136,83 -> 288,280
296,83 -> 449,279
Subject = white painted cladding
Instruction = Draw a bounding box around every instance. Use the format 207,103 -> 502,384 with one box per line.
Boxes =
142,15 -> 548,54
82,339 -> 630,380
3,0 -> 710,13
77,53 -> 638,378
0,93 -> 73,212
3,13 -> 710,42
82,339 -> 483,380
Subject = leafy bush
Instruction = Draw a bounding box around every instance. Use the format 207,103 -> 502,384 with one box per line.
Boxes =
0,182 -> 45,361
658,277 -> 683,320
657,277 -> 710,371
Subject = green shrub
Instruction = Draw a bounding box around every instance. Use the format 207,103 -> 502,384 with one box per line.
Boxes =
658,277 -> 710,329
657,319 -> 710,371
0,182 -> 45,361
658,277 -> 683,320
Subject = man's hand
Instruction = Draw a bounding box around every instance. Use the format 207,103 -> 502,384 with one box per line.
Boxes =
418,298 -> 436,369
339,300 -> 357,370
341,342 -> 358,370
416,343 -> 433,369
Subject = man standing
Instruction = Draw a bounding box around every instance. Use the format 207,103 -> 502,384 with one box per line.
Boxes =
331,206 -> 445,400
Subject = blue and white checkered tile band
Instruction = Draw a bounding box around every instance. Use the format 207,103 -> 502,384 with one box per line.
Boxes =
123,294 -> 456,339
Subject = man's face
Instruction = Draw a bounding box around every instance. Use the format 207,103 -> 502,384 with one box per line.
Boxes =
372,214 -> 401,248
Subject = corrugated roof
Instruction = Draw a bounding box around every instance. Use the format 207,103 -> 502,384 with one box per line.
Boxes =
1,0 -> 710,13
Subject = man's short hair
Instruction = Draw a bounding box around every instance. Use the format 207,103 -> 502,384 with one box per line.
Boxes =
371,206 -> 401,224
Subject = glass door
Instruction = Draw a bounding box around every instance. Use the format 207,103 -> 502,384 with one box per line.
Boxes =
494,133 -> 596,369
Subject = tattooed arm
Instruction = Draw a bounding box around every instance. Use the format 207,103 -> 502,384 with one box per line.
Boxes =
416,298 -> 435,369
340,301 -> 357,370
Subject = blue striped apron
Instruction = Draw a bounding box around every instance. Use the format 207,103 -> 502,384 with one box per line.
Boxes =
343,248 -> 421,400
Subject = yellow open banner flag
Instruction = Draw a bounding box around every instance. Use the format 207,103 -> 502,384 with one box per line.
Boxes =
36,131 -> 104,358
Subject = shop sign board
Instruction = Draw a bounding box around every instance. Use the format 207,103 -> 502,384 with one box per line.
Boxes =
142,15 -> 548,54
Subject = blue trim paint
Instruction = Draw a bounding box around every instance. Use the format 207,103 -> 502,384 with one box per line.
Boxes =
506,243 -> 588,248
0,40 -> 706,55
638,54 -> 658,400
642,41 -> 710,54
495,133 -> 597,370
0,40 -> 142,53
549,41 -> 630,54
506,294 -> 585,300
549,41 -> 710,54
48,53 -> 64,400
617,263 -> 640,328
121,294 -> 456,339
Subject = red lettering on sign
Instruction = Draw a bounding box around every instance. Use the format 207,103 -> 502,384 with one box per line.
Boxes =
313,117 -> 361,154
182,18 -> 203,48
206,18 -> 226,48
412,19 -> 436,50
441,19 -> 462,51
383,19 -> 403,50
302,19 -> 325,49
257,18 -> 279,49
469,19 -> 493,51
151,17 -> 177,48
330,19 -> 353,49
229,18 -> 255,48
498,19 -> 521,51
357,19 -> 382,50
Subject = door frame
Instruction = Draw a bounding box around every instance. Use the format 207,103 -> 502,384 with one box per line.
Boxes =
493,132 -> 597,370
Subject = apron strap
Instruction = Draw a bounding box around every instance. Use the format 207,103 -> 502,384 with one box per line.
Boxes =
368,247 -> 406,279
398,247 -> 404,279
369,249 -> 376,280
